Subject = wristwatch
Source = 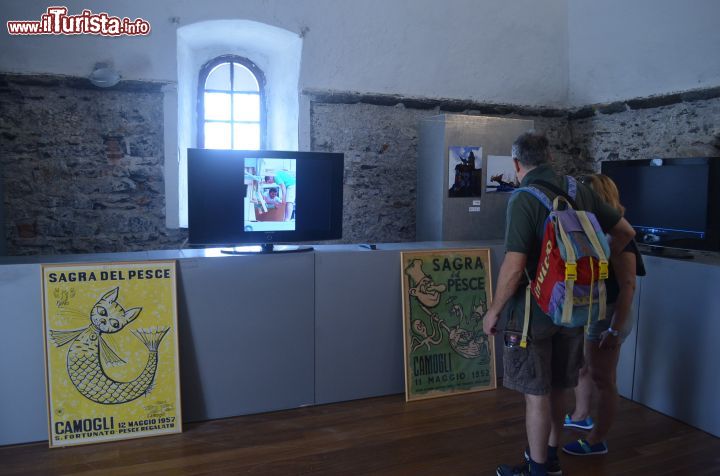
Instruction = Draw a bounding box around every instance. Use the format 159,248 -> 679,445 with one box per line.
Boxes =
607,327 -> 620,337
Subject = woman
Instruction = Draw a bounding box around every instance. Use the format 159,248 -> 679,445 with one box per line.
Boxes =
563,173 -> 646,456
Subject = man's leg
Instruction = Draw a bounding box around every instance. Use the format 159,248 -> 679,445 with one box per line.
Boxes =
548,387 -> 566,448
499,327 -> 554,474
526,393 -> 551,464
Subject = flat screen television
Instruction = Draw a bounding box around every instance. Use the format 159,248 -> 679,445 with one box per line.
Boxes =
188,149 -> 344,252
601,157 -> 720,253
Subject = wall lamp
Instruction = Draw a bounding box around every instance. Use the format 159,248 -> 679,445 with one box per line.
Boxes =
88,63 -> 121,88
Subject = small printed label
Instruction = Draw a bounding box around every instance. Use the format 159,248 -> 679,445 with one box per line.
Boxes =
472,200 -> 482,206
468,206 -> 481,212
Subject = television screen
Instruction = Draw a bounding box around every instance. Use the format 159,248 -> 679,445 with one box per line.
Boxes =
601,157 -> 720,251
188,149 -> 344,247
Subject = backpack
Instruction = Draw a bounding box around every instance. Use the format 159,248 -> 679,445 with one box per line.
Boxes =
513,176 -> 610,347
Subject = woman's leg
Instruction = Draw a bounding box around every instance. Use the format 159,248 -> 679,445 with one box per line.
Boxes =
585,340 -> 621,444
571,352 -> 594,422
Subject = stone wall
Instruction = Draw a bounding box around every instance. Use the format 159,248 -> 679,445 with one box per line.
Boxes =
0,74 -> 186,255
1,73 -> 718,255
308,93 -> 573,244
308,89 -> 720,245
569,91 -> 720,168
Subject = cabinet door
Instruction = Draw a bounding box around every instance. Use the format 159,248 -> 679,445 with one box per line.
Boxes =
314,250 -> 405,403
633,256 -> 720,437
0,264 -> 45,446
178,253 -> 315,421
616,290 -> 640,399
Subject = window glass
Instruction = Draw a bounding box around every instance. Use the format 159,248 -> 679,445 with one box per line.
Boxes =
205,63 -> 231,90
199,56 -> 264,149
233,94 -> 260,122
233,123 -> 261,150
233,63 -> 259,91
204,92 -> 232,121
204,122 -> 232,149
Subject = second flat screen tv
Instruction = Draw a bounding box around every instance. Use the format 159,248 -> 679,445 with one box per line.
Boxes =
601,157 -> 720,252
188,149 -> 344,248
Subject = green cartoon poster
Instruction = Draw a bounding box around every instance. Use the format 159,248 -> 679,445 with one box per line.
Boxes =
401,249 -> 496,401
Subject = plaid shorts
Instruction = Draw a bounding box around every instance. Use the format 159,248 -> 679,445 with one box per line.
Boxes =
502,325 -> 584,396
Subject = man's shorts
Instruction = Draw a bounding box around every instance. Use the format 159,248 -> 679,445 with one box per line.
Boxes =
503,325 -> 584,396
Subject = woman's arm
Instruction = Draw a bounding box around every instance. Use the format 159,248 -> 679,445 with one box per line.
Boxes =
601,250 -> 636,349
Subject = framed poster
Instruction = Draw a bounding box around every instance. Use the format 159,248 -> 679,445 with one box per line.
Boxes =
401,249 -> 496,401
486,155 -> 518,192
448,146 -> 483,198
42,261 -> 182,447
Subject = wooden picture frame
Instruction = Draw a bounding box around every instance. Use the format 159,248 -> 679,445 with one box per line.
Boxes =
401,249 -> 496,401
42,261 -> 182,447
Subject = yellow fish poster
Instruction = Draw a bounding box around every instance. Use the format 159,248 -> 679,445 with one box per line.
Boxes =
41,261 -> 182,447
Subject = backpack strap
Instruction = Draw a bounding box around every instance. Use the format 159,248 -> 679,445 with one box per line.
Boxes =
521,284 -> 531,348
567,175 -> 578,200
555,206 -> 579,325
575,209 -> 609,322
513,175 -> 578,210
533,176 -> 578,207
512,186 -> 553,210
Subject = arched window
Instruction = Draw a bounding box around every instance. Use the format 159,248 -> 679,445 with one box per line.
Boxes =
173,20 -> 301,228
197,55 -> 266,149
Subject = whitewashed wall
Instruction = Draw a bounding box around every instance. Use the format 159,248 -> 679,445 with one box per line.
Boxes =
4,1 -> 720,109
568,0 -> 720,105
0,0 -> 569,106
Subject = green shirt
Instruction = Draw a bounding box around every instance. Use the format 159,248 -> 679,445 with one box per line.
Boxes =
503,164 -> 622,333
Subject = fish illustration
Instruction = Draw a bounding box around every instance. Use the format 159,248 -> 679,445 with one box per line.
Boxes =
49,287 -> 169,405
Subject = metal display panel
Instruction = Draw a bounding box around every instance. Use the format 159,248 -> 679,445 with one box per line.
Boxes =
417,115 -> 534,241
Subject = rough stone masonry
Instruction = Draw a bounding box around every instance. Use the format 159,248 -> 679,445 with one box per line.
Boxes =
1,73 -> 718,255
0,74 -> 187,255
308,96 -> 572,245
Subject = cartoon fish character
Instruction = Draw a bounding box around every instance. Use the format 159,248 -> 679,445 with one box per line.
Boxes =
49,287 -> 169,405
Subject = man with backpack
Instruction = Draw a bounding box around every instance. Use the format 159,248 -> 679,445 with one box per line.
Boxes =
483,132 -> 635,476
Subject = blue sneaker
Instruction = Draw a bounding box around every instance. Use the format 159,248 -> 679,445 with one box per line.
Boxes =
563,414 -> 594,430
562,439 -> 608,456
